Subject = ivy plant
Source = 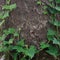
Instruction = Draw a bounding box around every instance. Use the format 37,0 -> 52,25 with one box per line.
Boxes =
39,0 -> 60,59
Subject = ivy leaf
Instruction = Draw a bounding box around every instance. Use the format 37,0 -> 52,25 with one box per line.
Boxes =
55,0 -> 60,3
43,11 -> 48,15
47,29 -> 56,41
0,11 -> 9,19
40,42 -> 49,49
13,46 -> 24,53
47,29 -> 56,36
14,32 -> 19,37
2,11 -> 9,19
17,40 -> 24,47
2,3 -> 16,11
3,28 -> 16,35
24,46 -> 37,59
47,4 -> 60,14
8,28 -> 15,34
55,7 -> 60,12
47,35 -> 54,41
3,41 -> 9,45
12,53 -> 18,60
21,57 -> 26,60
47,6 -> 58,14
1,34 -> 6,41
50,19 -> 60,27
37,1 -> 42,5
46,45 -> 59,58
53,38 -> 60,46
9,38 -> 14,44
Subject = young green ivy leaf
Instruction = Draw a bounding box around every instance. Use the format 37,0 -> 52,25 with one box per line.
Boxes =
40,42 -> 49,49
12,40 -> 25,52
13,46 -> 24,53
17,39 -> 25,47
53,38 -> 60,46
55,7 -> 60,12
0,11 -> 9,19
12,53 -> 18,60
14,32 -> 19,37
8,28 -> 16,34
47,29 -> 56,36
21,57 -> 26,60
9,38 -> 14,44
47,4 -> 60,14
47,29 -> 56,41
43,11 -> 48,15
55,0 -> 60,3
24,46 -> 37,59
2,3 -> 16,11
46,45 -> 60,58
37,1 -> 42,5
13,45 -> 37,59
47,35 -> 54,41
3,28 -> 16,35
49,19 -> 60,27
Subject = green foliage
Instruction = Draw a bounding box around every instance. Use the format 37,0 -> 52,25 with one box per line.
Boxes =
46,28 -> 60,58
17,39 -> 25,46
44,0 -> 60,59
55,0 -> 60,3
3,28 -> 16,35
0,28 -> 38,60
0,11 -> 9,19
43,11 -> 48,15
46,1 -> 60,14
43,6 -> 48,15
49,19 -> 60,27
13,53 -> 18,60
38,0 -> 60,59
13,40 -> 37,59
2,3 -> 16,11
24,46 -> 37,59
46,45 -> 59,58
53,38 -> 60,46
6,0 -> 10,4
55,7 -> 60,12
0,0 -> 17,34
0,1 -> 38,60
0,0 -> 60,60
40,42 -> 49,49
47,29 -> 56,41
47,29 -> 56,36
0,28 -> 19,53
47,7 -> 58,14
36,1 -> 42,5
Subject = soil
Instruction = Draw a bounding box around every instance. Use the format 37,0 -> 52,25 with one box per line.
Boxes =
0,0 -> 58,60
